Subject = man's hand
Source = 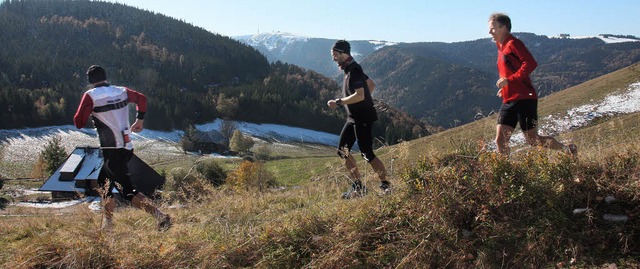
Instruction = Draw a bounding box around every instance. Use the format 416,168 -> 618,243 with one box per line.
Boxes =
131,119 -> 144,133
327,99 -> 339,109
496,77 -> 508,89
496,77 -> 508,98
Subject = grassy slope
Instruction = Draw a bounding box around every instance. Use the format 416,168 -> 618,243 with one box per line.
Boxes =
390,62 -> 640,166
2,62 -> 640,268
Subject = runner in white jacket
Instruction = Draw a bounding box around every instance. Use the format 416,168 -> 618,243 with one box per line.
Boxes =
74,65 -> 171,231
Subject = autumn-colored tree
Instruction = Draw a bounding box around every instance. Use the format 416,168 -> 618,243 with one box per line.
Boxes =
225,160 -> 275,192
229,130 -> 254,153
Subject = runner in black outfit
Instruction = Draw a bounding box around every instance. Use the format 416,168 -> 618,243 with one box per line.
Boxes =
327,40 -> 390,198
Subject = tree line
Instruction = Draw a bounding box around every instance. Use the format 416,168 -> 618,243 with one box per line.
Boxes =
0,0 -> 428,144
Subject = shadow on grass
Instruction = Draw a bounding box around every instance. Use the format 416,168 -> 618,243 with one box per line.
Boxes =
0,197 -> 8,210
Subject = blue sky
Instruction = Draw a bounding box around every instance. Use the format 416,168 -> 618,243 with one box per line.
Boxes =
104,0 -> 639,43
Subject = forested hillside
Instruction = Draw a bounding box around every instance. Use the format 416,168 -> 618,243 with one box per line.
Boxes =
0,0 -> 429,144
0,0 -> 269,130
215,62 -> 432,144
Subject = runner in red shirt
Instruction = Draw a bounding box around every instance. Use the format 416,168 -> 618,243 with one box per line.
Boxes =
489,13 -> 577,156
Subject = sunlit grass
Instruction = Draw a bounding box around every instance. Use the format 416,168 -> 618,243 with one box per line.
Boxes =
2,63 -> 640,268
3,135 -> 640,268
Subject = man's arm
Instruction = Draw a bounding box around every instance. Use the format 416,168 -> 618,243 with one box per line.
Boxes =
126,88 -> 147,132
366,78 -> 375,94
340,87 -> 366,104
327,87 -> 365,108
73,93 -> 93,128
327,71 -> 368,108
130,119 -> 144,133
507,39 -> 537,82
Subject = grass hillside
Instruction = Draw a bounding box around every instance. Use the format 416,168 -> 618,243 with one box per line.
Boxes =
1,63 -> 640,268
396,62 -> 640,165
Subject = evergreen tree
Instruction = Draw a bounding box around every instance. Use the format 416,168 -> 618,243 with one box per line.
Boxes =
39,136 -> 67,177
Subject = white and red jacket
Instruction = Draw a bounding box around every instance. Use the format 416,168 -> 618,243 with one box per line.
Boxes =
74,83 -> 146,150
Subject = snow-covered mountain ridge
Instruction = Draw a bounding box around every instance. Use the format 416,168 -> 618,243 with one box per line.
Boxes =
235,32 -> 398,54
553,34 -> 640,44
233,32 -> 401,77
233,32 -> 639,79
236,32 -> 310,54
236,32 -> 639,54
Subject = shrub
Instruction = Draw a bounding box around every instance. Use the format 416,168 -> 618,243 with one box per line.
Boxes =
163,167 -> 214,202
195,158 -> 226,187
253,144 -> 272,160
225,160 -> 276,192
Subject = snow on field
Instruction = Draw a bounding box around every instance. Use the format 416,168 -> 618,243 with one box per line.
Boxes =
0,127 -> 97,163
509,82 -> 640,145
195,119 -> 339,145
1,121 -> 339,209
15,196 -> 99,209
0,120 -> 339,162
0,126 -> 183,164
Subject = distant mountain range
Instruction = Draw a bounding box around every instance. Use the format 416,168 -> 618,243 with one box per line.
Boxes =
234,32 -> 398,78
235,32 -> 640,128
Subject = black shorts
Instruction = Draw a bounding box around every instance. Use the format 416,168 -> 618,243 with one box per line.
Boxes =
497,99 -> 538,131
337,121 -> 376,162
98,148 -> 137,200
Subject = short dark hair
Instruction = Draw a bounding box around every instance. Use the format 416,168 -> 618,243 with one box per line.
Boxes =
332,40 -> 351,55
86,65 -> 107,84
489,13 -> 511,32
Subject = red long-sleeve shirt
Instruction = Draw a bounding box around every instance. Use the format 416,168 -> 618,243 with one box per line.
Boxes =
496,34 -> 538,103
